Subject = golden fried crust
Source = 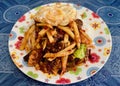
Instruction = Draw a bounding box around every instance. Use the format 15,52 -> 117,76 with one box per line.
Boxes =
34,4 -> 77,26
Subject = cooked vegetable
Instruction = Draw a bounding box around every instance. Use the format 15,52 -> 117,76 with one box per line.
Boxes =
74,44 -> 87,59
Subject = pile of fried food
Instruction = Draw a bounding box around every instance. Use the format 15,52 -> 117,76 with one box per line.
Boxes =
19,4 -> 93,77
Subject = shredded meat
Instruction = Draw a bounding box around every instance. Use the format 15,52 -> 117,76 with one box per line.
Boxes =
22,18 -> 90,76
45,41 -> 65,53
24,48 -> 89,75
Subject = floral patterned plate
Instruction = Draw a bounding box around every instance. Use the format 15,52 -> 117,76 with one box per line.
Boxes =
8,3 -> 112,85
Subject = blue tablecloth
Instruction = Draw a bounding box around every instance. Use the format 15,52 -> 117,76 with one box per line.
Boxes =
0,0 -> 120,86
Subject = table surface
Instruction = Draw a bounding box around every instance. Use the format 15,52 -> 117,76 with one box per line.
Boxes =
0,0 -> 120,86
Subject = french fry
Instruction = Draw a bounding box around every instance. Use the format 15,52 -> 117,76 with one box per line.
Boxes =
61,56 -> 68,76
46,49 -> 75,61
59,42 -> 76,53
50,29 -> 57,36
20,24 -> 35,50
25,43 -> 31,52
36,27 -> 49,44
81,33 -> 88,44
30,32 -> 36,49
80,30 -> 92,44
64,34 -> 69,43
71,21 -> 81,48
44,42 -> 76,59
60,34 -> 69,76
58,26 -> 75,39
19,14 -> 93,77
42,39 -> 47,50
47,31 -> 55,43
87,44 -> 95,49
36,23 -> 53,28
38,27 -> 49,37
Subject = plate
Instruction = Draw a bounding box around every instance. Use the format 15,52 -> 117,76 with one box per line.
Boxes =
8,3 -> 112,85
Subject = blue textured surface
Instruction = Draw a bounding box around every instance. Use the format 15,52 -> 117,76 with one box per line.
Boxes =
0,0 -> 120,86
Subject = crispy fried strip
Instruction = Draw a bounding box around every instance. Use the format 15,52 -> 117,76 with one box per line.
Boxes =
58,26 -> 75,39
25,43 -> 31,52
44,49 -> 75,58
42,39 -> 47,50
46,31 -> 55,43
36,23 -> 53,28
59,42 -> 76,53
43,43 -> 76,58
61,34 -> 69,76
30,31 -> 36,49
20,24 -> 35,50
81,34 -> 88,44
71,21 -> 81,48
61,56 -> 68,76
87,44 -> 95,49
36,27 -> 49,44
38,27 -> 49,37
47,49 -> 75,61
80,30 -> 92,44
44,42 -> 76,60
50,29 -> 57,36
64,34 -> 69,43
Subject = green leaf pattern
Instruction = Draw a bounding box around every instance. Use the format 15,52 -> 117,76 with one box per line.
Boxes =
19,27 -> 25,33
69,67 -> 82,75
81,12 -> 87,19
104,27 -> 110,35
27,71 -> 38,79
34,6 -> 41,11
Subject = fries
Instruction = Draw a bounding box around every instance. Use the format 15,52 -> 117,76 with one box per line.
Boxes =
44,49 -> 75,58
46,31 -> 55,43
46,49 -> 76,61
38,27 -> 49,37
42,39 -> 47,50
19,25 -> 35,51
71,21 -> 81,49
61,56 -> 68,76
30,32 -> 36,49
36,23 -> 53,28
44,42 -> 76,58
58,26 -> 75,39
20,18 -> 93,77
61,34 -> 69,76
80,30 -> 92,44
64,34 -> 69,43
18,3 -> 94,77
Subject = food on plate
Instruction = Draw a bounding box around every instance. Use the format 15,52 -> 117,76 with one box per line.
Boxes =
34,3 -> 77,26
19,4 -> 93,77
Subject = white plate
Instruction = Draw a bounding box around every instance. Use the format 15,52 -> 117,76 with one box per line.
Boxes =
8,3 -> 112,85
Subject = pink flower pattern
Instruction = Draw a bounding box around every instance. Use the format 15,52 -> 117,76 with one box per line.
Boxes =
89,53 -> 100,63
92,12 -> 99,18
14,36 -> 24,49
56,78 -> 71,84
18,15 -> 26,22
